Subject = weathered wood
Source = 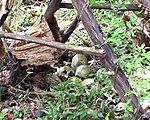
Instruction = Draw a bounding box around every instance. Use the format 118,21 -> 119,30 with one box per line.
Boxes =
0,32 -> 105,57
44,0 -> 62,42
44,0 -> 61,22
60,3 -> 142,11
61,15 -> 80,43
13,15 -> 59,66
71,0 -> 144,119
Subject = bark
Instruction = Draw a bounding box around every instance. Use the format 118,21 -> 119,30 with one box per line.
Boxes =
0,32 -> 104,57
44,0 -> 62,42
60,3 -> 142,11
44,0 -> 61,22
71,0 -> 144,119
61,15 -> 80,43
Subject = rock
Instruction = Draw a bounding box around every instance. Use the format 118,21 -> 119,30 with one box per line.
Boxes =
71,54 -> 88,71
81,78 -> 94,86
34,109 -> 45,118
75,65 -> 93,78
57,66 -> 73,78
44,73 -> 61,86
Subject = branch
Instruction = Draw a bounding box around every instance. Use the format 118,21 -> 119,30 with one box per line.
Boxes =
0,32 -> 104,57
44,0 -> 62,42
44,0 -> 61,21
61,15 -> 80,43
60,3 -> 142,11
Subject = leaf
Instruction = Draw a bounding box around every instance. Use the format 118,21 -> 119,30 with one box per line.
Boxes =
135,81 -> 149,89
105,112 -> 109,120
114,28 -> 124,35
141,53 -> 150,59
134,57 -> 144,66
130,15 -> 136,24
89,0 -> 95,5
0,112 -> 5,119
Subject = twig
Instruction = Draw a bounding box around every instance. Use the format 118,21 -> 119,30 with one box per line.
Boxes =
0,32 -> 105,57
14,74 -> 29,87
9,86 -> 56,97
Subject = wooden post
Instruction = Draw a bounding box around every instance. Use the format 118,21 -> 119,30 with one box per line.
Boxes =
71,0 -> 144,119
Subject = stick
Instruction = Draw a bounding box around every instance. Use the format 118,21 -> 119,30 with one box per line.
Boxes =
0,32 -> 104,57
9,86 -> 56,97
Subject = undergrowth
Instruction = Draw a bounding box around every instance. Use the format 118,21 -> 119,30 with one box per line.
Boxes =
0,0 -> 150,120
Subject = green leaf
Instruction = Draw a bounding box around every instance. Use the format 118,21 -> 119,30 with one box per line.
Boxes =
134,57 -> 144,66
0,112 -> 5,119
141,53 -> 150,59
89,0 -> 95,5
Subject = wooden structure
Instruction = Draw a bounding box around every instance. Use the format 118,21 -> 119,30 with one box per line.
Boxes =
1,0 -> 150,119
42,0 -> 148,119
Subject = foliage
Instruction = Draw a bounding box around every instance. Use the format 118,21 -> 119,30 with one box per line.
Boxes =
0,112 -> 5,120
7,1 -> 47,32
0,0 -> 150,119
91,0 -> 150,118
37,77 -> 119,119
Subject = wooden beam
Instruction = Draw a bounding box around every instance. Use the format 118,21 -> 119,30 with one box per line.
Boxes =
71,0 -> 144,119
60,3 -> 142,11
